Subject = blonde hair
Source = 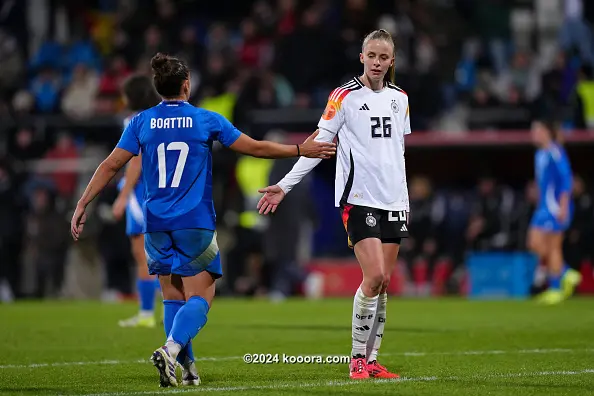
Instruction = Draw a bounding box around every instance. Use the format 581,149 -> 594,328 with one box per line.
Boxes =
362,29 -> 395,84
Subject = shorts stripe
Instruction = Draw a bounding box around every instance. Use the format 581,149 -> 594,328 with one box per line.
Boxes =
128,193 -> 144,224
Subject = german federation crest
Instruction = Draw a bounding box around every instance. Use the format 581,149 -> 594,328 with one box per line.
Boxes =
391,100 -> 399,114
366,214 -> 376,227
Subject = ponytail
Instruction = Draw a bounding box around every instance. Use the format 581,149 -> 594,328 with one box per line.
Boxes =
385,63 -> 395,84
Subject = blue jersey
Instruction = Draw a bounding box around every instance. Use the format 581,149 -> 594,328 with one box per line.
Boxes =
534,143 -> 573,216
116,100 -> 241,233
118,114 -> 145,204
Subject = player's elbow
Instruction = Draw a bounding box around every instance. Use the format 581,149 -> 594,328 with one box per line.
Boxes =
103,156 -> 123,174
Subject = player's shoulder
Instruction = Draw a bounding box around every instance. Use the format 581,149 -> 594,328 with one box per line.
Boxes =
386,82 -> 408,99
197,108 -> 227,125
548,143 -> 568,161
327,77 -> 365,105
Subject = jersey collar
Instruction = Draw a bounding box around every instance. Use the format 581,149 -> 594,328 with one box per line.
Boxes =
160,100 -> 188,106
355,76 -> 387,93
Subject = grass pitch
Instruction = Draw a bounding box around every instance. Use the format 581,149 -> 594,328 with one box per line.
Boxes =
1,297 -> 593,395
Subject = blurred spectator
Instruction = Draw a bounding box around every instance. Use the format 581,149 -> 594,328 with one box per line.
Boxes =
174,25 -> 203,68
98,55 -> 131,96
495,51 -> 541,103
401,176 -> 445,296
43,133 -> 79,200
571,64 -> 594,129
276,0 -> 297,36
225,154 -> 273,296
61,63 -> 100,119
466,176 -> 515,251
7,127 -> 46,188
0,28 -> 24,96
238,18 -> 272,69
206,22 -> 234,60
263,134 -> 317,300
28,66 -> 61,113
559,0 -> 594,65
509,180 -> 538,251
564,175 -> 594,271
274,6 -> 339,99
62,33 -> 102,76
20,186 -> 69,298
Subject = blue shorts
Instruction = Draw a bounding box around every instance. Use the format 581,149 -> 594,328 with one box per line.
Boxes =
120,181 -> 144,237
144,228 -> 222,278
126,206 -> 144,236
529,208 -> 571,233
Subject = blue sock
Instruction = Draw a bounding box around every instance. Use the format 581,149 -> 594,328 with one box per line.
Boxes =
549,264 -> 571,290
549,275 -> 561,290
163,300 -> 195,364
168,296 -> 209,351
137,279 -> 157,312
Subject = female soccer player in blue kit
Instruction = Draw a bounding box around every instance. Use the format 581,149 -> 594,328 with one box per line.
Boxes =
111,75 -> 161,329
70,53 -> 336,387
528,120 -> 582,305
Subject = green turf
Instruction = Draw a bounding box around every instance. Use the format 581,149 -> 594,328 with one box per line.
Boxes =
1,297 -> 593,395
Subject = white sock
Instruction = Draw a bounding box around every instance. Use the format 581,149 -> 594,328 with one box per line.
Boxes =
351,286 -> 378,357
165,340 -> 181,360
139,310 -> 154,318
366,292 -> 387,362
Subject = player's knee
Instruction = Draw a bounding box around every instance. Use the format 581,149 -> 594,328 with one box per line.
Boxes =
363,272 -> 385,295
527,237 -> 542,255
161,283 -> 184,300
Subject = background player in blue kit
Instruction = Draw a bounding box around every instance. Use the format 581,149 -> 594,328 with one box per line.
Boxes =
70,53 -> 336,387
111,75 -> 161,329
528,120 -> 582,305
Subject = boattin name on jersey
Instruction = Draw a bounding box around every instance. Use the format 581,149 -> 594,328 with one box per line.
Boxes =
150,117 -> 193,129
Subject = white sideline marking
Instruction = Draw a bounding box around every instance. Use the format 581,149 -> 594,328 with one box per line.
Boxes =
1,348 -> 593,370
72,369 -> 594,396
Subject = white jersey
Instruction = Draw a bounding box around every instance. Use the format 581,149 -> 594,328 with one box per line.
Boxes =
277,76 -> 411,212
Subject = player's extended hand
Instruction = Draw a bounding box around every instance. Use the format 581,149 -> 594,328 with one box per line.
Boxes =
112,195 -> 127,221
557,207 -> 568,224
257,185 -> 286,215
299,130 -> 336,159
71,204 -> 87,241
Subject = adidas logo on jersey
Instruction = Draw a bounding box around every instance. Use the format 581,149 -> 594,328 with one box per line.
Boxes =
359,103 -> 370,110
401,224 -> 408,232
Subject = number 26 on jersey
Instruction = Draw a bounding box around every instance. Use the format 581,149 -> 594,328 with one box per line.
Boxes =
157,142 -> 189,188
370,116 -> 391,138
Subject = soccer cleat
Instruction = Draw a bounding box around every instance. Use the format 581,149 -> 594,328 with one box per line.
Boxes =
151,346 -> 179,387
367,360 -> 400,379
561,268 -> 582,298
118,314 -> 156,328
182,361 -> 201,386
535,289 -> 564,305
349,356 -> 369,379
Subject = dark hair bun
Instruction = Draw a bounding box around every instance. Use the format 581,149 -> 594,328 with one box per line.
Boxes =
149,53 -> 189,97
151,53 -> 172,75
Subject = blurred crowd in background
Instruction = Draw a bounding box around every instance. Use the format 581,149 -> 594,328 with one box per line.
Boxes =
1,0 -> 594,302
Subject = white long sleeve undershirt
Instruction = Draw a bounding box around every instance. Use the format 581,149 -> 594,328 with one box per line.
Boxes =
277,128 -> 337,194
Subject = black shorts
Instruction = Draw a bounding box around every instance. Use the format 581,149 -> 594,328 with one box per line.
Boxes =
340,204 -> 409,248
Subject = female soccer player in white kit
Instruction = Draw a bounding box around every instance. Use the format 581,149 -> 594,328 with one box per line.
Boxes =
257,29 -> 410,379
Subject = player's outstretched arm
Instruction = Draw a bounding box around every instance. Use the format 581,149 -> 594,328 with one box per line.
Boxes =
229,130 -> 336,159
112,154 -> 142,220
257,127 -> 337,215
71,148 -> 134,241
